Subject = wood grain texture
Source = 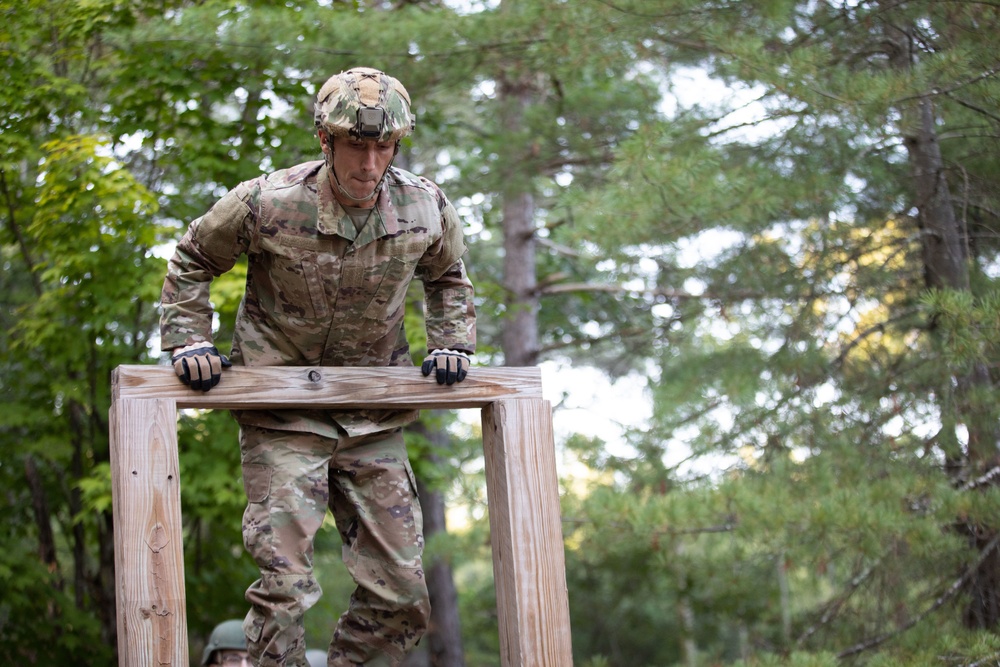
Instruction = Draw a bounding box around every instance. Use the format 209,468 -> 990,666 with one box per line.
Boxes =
110,398 -> 189,667
482,399 -> 574,667
112,365 -> 542,409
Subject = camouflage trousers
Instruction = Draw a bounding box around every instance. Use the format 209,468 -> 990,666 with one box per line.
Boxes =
238,424 -> 429,667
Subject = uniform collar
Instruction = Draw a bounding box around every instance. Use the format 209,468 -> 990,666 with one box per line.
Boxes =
317,164 -> 400,242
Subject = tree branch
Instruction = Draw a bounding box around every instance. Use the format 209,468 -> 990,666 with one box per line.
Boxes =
837,531 -> 1000,658
535,237 -> 583,258
0,168 -> 43,296
944,93 -> 1000,124
561,516 -> 736,537
832,308 -> 921,368
960,465 -> 1000,492
894,65 -> 1000,105
538,281 -> 764,301
796,560 -> 878,645
536,325 -> 648,356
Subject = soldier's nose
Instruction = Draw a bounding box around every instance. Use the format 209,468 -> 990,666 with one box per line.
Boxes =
359,146 -> 378,170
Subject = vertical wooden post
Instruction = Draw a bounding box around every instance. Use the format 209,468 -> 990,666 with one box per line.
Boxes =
109,398 -> 189,667
482,398 -> 573,667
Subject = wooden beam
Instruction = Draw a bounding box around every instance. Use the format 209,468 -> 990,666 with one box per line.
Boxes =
483,399 -> 574,667
110,398 -> 189,667
112,365 -> 542,409
109,365 -> 571,667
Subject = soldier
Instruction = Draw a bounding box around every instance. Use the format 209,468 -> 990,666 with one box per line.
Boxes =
160,67 -> 477,666
202,619 -> 251,667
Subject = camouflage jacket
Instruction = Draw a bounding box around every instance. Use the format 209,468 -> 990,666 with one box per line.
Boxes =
160,160 -> 477,437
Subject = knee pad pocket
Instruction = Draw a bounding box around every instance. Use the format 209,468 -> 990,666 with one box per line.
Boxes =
243,463 -> 272,503
243,607 -> 265,644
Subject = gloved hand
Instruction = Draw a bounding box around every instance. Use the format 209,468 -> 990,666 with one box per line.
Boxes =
171,342 -> 232,391
421,348 -> 471,385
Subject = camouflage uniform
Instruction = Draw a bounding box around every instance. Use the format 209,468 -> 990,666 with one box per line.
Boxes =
160,159 -> 476,666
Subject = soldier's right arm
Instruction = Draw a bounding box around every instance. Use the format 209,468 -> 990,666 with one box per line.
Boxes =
160,183 -> 257,352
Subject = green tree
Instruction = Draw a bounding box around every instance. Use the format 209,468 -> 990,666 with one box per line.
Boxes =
560,0 -> 1000,663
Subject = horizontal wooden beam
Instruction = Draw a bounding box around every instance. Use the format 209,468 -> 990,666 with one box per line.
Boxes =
112,365 -> 542,410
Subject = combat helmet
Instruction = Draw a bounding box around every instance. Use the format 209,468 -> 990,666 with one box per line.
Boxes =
200,619 -> 247,666
314,67 -> 415,143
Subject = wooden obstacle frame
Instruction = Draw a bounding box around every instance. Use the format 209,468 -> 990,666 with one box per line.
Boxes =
109,365 -> 573,666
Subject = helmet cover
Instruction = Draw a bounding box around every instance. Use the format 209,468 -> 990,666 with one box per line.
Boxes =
200,619 -> 247,666
314,67 -> 415,142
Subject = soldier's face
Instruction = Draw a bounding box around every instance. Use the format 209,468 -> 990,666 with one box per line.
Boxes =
324,134 -> 396,207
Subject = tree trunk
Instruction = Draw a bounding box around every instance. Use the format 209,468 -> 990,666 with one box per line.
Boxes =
887,14 -> 1000,629
904,95 -> 968,293
24,454 -> 60,582
402,417 -> 466,667
68,401 -> 89,610
97,511 -> 118,651
500,187 -> 538,368
498,69 -> 540,368
777,551 -> 791,646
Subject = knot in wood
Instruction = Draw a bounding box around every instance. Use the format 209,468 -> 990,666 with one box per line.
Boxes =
308,370 -> 322,382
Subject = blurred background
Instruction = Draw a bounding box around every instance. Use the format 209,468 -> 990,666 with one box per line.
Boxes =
3,1 -> 1000,665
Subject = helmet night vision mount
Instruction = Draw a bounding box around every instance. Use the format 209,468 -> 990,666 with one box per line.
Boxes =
356,106 -> 386,139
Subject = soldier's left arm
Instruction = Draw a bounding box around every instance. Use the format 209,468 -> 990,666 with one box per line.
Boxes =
160,182 -> 256,352
423,258 -> 476,355
418,194 -> 477,356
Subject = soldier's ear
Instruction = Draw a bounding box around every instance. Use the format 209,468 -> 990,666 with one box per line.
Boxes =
318,131 -> 330,154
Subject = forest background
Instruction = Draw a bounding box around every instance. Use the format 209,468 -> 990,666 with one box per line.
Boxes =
3,0 -> 1000,665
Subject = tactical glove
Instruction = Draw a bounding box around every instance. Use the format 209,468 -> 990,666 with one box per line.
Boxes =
421,349 -> 471,385
171,342 -> 232,392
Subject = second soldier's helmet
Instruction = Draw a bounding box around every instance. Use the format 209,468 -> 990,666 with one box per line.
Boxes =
200,619 -> 247,666
314,67 -> 415,143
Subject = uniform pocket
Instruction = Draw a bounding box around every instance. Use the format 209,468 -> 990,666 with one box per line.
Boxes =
258,236 -> 330,319
242,463 -> 272,503
362,257 -> 413,320
402,458 -> 424,541
242,607 -> 265,644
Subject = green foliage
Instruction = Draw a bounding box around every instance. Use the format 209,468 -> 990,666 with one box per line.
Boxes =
733,652 -> 839,667
4,0 -> 1000,664
177,409 -> 268,659
920,288 -> 1000,369
544,0 -> 1000,661
450,522 -> 501,665
0,540 -> 114,664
